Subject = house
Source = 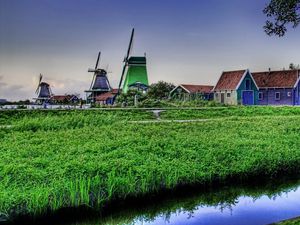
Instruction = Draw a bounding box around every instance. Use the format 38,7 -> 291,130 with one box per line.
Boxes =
252,69 -> 300,105
213,69 -> 259,105
0,99 -> 7,104
95,89 -> 119,105
50,95 -> 80,104
170,84 -> 214,101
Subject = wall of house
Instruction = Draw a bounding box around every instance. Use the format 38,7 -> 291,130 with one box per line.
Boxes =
214,90 -> 238,105
294,82 -> 300,105
236,72 -> 258,105
258,88 -> 294,105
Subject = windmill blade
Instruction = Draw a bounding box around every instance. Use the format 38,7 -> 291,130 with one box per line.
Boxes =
117,29 -> 134,95
124,28 -> 134,62
95,51 -> 101,70
39,74 -> 43,83
35,74 -> 42,94
117,64 -> 127,95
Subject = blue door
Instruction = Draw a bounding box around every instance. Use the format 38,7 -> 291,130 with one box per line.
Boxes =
242,91 -> 254,105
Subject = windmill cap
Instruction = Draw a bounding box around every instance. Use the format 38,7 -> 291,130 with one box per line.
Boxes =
128,56 -> 146,65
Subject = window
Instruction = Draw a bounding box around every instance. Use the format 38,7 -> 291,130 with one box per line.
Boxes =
227,93 -> 231,98
258,92 -> 263,100
245,79 -> 251,90
287,92 -> 292,97
275,92 -> 280,100
215,93 -> 218,97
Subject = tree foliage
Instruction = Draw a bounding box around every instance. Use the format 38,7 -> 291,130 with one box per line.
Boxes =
289,63 -> 300,70
146,81 -> 175,100
264,0 -> 300,36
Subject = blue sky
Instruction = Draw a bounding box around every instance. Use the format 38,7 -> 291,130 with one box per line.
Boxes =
1,0 -> 300,100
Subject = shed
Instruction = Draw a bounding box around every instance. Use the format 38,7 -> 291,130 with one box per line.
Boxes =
213,69 -> 259,105
170,84 -> 214,101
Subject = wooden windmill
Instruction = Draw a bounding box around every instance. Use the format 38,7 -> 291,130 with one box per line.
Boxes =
35,74 -> 53,104
117,28 -> 149,94
85,52 -> 112,103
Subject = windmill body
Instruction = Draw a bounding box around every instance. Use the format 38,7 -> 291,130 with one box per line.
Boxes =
85,52 -> 112,103
34,74 -> 53,104
122,56 -> 149,93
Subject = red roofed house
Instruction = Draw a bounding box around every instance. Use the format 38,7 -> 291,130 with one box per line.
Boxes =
95,89 -> 119,105
213,69 -> 259,105
252,69 -> 300,105
50,95 -> 80,104
170,84 -> 214,101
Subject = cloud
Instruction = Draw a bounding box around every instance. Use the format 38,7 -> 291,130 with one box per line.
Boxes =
0,78 -> 31,101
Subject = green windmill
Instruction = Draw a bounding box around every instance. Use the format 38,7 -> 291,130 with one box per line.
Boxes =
117,29 -> 149,94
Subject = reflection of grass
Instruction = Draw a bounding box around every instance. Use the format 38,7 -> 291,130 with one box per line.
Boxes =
1,107 -> 300,221
61,177 -> 300,225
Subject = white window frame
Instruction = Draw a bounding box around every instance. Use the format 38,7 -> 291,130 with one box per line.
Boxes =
227,93 -> 231,98
275,92 -> 281,100
287,91 -> 292,97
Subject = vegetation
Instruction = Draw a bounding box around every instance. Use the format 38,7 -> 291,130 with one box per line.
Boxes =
264,0 -> 300,36
1,107 -> 300,220
275,217 -> 300,225
146,81 -> 175,100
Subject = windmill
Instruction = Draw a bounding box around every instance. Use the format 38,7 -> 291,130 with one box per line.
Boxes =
35,74 -> 52,104
117,28 -> 149,95
85,52 -> 112,103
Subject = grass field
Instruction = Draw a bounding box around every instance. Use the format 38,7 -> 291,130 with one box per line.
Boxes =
1,107 -> 300,220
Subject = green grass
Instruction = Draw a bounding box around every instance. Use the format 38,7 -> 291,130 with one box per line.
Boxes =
1,107 -> 300,219
274,217 -> 300,225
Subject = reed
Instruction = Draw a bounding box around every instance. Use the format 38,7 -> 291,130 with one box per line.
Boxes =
1,107 -> 300,219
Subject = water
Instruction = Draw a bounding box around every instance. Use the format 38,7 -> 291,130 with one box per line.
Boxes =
74,177 -> 300,225
135,190 -> 300,225
7,176 -> 300,225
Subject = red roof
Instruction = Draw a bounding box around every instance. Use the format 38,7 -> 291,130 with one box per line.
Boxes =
51,95 -> 69,101
96,92 -> 115,101
180,84 -> 214,93
252,70 -> 300,88
214,70 -> 246,91
111,89 -> 119,94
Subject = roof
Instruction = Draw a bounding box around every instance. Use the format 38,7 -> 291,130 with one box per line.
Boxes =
95,92 -> 115,101
180,84 -> 214,93
128,56 -> 146,65
111,89 -> 120,94
214,70 -> 246,91
50,95 -> 69,101
51,95 -> 78,101
252,70 -> 300,88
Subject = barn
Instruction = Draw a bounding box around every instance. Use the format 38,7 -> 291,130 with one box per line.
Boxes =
252,70 -> 300,105
213,69 -> 259,105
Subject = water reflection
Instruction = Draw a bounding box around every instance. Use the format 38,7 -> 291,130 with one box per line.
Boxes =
10,177 -> 300,225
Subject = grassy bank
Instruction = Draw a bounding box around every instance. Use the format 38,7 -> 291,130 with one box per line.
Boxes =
274,217 -> 300,225
1,107 -> 300,220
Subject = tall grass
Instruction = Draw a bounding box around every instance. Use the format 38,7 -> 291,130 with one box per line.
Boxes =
1,107 -> 300,219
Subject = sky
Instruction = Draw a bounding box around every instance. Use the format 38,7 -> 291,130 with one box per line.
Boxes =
1,0 -> 300,101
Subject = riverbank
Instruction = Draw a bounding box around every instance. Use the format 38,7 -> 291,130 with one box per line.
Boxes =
1,107 -> 300,221
273,217 -> 300,225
